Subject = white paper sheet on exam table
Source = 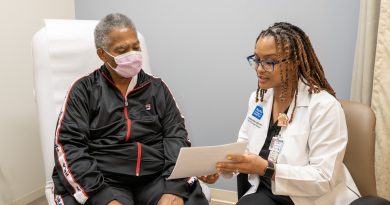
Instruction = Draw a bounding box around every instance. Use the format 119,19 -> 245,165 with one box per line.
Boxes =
167,141 -> 248,179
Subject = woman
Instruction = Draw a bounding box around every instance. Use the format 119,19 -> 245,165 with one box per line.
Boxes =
201,22 -> 360,205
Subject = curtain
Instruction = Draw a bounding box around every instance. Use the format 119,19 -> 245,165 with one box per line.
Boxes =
371,0 -> 390,199
350,0 -> 381,105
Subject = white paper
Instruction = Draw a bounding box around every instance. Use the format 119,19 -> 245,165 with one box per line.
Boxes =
167,141 -> 248,179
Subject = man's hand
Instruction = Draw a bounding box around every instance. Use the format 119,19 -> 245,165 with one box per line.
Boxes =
107,200 -> 122,205
198,173 -> 220,184
157,194 -> 184,205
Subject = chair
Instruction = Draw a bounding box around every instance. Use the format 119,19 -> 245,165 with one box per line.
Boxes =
341,100 -> 376,196
32,19 -> 152,204
342,101 -> 390,204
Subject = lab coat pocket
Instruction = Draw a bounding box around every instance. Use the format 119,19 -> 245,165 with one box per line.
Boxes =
277,132 -> 309,165
314,182 -> 356,205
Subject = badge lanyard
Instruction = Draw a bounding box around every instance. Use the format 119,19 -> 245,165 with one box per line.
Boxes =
268,113 -> 289,163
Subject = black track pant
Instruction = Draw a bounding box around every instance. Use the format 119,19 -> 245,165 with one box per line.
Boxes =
54,176 -> 208,205
350,196 -> 390,205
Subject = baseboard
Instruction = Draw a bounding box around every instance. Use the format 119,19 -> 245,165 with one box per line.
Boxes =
8,187 -> 45,205
5,186 -> 234,205
210,188 -> 238,205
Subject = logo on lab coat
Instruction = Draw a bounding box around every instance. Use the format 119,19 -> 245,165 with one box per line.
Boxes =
252,105 -> 263,120
247,105 -> 263,128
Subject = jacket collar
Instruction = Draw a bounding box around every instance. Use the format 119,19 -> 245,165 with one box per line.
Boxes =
295,78 -> 310,107
100,64 -> 151,87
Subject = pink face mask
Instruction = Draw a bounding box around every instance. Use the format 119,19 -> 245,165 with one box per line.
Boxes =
105,50 -> 142,78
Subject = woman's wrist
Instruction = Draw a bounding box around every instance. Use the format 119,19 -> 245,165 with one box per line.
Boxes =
262,160 -> 276,179
257,157 -> 269,176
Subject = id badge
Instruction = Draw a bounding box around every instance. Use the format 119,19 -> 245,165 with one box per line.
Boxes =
268,135 -> 284,163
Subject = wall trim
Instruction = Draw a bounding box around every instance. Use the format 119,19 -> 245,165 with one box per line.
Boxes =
210,188 -> 238,205
5,187 -> 236,205
8,187 -> 44,205
6,186 -> 237,205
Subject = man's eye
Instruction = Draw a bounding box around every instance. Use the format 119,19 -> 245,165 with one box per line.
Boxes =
117,49 -> 126,54
133,46 -> 141,51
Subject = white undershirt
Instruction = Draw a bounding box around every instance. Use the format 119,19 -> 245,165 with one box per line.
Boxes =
126,75 -> 138,94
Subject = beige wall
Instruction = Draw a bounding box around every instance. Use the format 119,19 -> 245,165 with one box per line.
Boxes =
0,1 -> 74,204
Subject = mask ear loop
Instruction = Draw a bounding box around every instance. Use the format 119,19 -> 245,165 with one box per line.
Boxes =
104,49 -> 115,58
103,50 -> 117,69
106,61 -> 116,70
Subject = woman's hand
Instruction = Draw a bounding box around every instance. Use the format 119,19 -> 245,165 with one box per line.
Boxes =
157,194 -> 184,205
216,154 -> 268,176
198,173 -> 220,184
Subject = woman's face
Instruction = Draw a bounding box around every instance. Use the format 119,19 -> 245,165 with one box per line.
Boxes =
254,36 -> 292,90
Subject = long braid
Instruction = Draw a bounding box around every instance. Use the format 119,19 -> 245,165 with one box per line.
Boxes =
277,23 -> 321,94
286,23 -> 335,96
256,85 -> 267,103
255,22 -> 336,123
255,85 -> 260,102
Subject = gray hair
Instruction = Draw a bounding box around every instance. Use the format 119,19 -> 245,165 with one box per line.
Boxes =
94,13 -> 136,50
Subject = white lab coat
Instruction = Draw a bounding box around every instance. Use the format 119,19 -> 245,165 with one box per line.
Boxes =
238,80 -> 360,205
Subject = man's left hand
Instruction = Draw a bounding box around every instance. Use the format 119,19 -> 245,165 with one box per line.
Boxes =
157,194 -> 184,205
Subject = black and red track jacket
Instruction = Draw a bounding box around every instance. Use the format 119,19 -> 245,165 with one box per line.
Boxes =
52,65 -> 191,205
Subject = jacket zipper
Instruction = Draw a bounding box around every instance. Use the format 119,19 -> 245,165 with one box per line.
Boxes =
136,142 -> 142,176
101,71 -> 150,177
124,81 -> 152,142
125,83 -> 151,176
124,100 -> 131,142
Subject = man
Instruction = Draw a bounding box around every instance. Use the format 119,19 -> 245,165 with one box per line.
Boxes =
52,13 -> 208,205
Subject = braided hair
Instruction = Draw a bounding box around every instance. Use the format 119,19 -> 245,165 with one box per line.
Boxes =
254,22 -> 336,122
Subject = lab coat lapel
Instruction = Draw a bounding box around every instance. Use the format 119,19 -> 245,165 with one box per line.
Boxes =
279,79 -> 310,136
249,89 -> 274,155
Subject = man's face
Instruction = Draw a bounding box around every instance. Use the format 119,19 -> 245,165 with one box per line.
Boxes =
97,27 -> 141,68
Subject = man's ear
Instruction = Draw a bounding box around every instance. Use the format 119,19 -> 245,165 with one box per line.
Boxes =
96,48 -> 107,62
